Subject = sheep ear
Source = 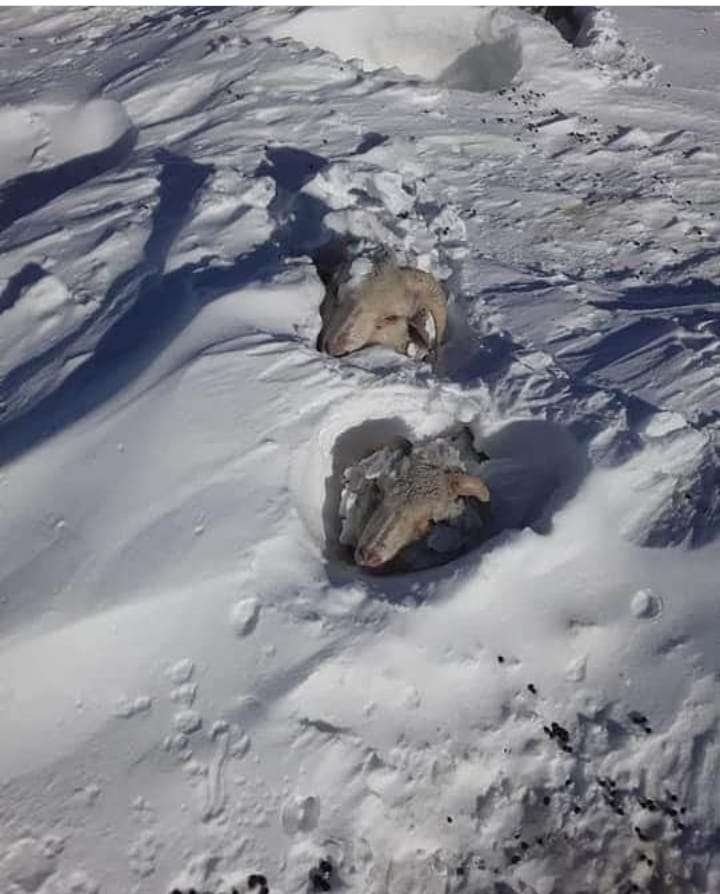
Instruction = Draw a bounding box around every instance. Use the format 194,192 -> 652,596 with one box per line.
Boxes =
446,471 -> 490,502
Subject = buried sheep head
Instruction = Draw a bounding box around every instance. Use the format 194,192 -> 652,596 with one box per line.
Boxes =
320,259 -> 448,359
354,456 -> 490,569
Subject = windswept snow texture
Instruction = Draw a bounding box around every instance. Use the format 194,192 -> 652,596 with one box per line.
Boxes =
1,6 -> 720,894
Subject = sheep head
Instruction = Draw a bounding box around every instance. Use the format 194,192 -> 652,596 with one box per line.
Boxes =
354,458 -> 490,569
320,260 -> 447,359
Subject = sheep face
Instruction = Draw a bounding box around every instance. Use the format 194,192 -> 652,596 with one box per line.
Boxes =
320,261 -> 446,359
322,299 -> 411,358
353,458 -> 491,569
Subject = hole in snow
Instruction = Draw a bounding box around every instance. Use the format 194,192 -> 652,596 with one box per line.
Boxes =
321,415 -> 416,568
532,6 -> 599,48
321,416 -> 589,576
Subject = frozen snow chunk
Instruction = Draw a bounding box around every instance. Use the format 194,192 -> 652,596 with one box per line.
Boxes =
166,658 -> 195,685
163,733 -> 192,762
229,597 -> 260,636
70,783 -> 101,807
347,256 -> 375,287
229,730 -> 251,759
112,695 -> 152,718
430,205 -> 466,242
241,174 -> 276,209
406,339 -> 423,359
209,719 -> 229,739
366,170 -> 415,215
174,710 -> 203,735
631,588 -> 663,620
170,683 -> 198,706
565,654 -> 587,683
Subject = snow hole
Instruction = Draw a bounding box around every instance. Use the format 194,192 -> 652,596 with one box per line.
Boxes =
290,396 -> 589,577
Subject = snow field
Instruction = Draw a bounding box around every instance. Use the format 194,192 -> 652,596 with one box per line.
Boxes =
0,6 -> 719,894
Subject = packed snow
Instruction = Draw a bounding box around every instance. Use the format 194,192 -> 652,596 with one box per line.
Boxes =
1,6 -> 719,894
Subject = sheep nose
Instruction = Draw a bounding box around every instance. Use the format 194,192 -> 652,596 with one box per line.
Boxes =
356,545 -> 383,568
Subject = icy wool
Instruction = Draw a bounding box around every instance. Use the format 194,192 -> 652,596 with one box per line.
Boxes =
339,430 -> 487,568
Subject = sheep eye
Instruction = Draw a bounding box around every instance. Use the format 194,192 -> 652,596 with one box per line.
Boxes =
380,314 -> 401,325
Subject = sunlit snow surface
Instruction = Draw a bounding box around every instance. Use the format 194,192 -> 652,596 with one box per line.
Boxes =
1,6 -> 719,894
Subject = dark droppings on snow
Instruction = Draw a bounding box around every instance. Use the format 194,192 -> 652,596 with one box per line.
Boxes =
542,720 -> 573,754
309,858 -> 334,892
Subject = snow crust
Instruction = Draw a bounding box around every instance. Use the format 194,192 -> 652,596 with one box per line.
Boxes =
1,6 -> 720,894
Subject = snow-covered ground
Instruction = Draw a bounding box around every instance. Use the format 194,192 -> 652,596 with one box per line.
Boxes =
1,6 -> 719,893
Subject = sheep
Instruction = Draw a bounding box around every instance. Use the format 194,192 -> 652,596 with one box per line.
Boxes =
339,419 -> 586,572
317,250 -> 448,360
340,435 -> 490,570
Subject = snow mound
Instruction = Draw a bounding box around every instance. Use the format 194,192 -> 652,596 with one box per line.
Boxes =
0,97 -> 133,183
265,7 -> 523,93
